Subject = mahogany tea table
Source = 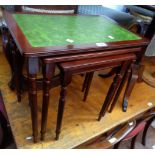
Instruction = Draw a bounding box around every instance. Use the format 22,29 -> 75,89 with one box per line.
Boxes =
3,11 -> 149,142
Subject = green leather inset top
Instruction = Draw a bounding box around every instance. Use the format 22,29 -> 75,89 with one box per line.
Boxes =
13,14 -> 141,47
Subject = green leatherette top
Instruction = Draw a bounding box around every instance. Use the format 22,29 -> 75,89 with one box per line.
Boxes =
13,14 -> 141,47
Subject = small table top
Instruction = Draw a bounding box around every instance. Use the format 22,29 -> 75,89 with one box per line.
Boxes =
4,11 -> 149,57
13,14 -> 140,47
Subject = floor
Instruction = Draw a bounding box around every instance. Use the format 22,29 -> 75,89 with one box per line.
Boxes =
0,36 -> 155,149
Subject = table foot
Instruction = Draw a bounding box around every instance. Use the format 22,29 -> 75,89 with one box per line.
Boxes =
122,63 -> 139,112
8,77 -> 15,90
33,136 -> 38,143
55,133 -> 60,140
122,99 -> 128,112
40,134 -> 45,141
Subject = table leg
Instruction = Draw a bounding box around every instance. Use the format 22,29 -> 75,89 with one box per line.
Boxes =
82,73 -> 90,92
41,63 -> 55,141
5,42 -> 15,90
27,57 -> 39,143
55,72 -> 72,140
2,28 -> 15,90
137,64 -> 145,83
98,61 -> 130,121
83,72 -> 94,102
108,64 -> 131,113
122,63 -> 139,112
11,42 -> 23,102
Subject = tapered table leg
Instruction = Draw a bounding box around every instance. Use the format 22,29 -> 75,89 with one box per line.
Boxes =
83,72 -> 94,102
2,29 -> 17,91
98,62 -> 130,121
11,42 -> 23,102
82,73 -> 90,92
27,57 -> 39,143
55,72 -> 72,140
41,63 -> 55,140
55,85 -> 67,140
109,65 -> 131,113
122,64 -> 139,112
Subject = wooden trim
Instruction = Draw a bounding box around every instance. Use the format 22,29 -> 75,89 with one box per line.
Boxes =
3,11 -> 149,57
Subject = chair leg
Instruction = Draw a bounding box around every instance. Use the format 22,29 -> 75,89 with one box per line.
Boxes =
83,72 -> 94,102
98,62 -> 129,121
142,117 -> 155,146
130,135 -> 138,149
122,63 -> 139,112
109,66 -> 131,113
41,63 -> 55,141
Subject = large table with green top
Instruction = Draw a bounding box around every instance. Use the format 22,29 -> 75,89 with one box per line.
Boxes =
3,11 -> 149,143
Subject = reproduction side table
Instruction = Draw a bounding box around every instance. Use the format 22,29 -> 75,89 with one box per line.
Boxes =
3,11 -> 149,142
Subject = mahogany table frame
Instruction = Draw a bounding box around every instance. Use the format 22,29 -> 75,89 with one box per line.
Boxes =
3,11 -> 149,143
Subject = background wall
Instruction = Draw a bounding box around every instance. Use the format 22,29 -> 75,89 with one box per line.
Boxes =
102,5 -> 125,12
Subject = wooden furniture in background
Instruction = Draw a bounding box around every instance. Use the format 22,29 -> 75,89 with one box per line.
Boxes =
139,6 -> 155,86
114,112 -> 155,149
78,111 -> 155,149
0,91 -> 14,148
126,5 -> 155,84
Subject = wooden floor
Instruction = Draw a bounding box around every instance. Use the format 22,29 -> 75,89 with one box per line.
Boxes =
0,50 -> 155,149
